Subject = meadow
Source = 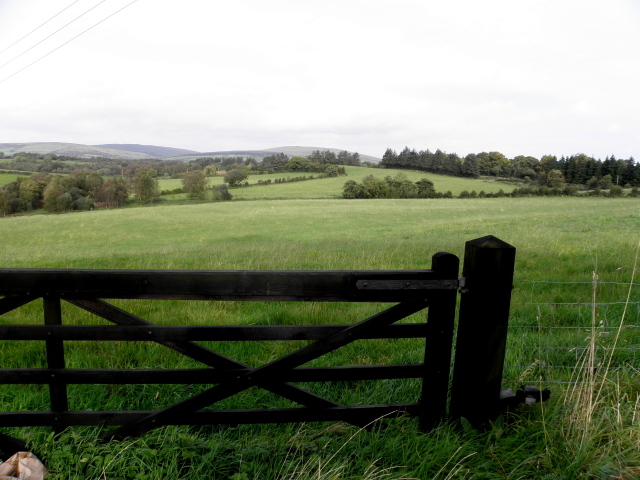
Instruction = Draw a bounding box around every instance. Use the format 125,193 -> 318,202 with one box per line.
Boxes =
157,166 -> 515,200
1,195 -> 639,479
0,172 -> 23,187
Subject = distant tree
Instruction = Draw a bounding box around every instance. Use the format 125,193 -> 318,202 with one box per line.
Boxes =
16,177 -> 41,211
477,151 -> 509,176
86,172 -> 104,198
262,153 -> 289,171
380,148 -> 398,169
362,175 -> 390,198
212,184 -> 233,201
416,178 -> 436,198
539,155 -> 559,174
608,185 -> 624,197
286,156 -> 315,172
586,176 -> 599,189
337,150 -> 351,165
337,150 -> 360,166
224,169 -> 248,187
598,174 -> 613,189
342,180 -> 365,199
323,165 -> 341,177
182,170 -> 209,199
307,149 -> 338,164
461,154 -> 480,178
97,178 -> 128,207
133,168 -> 159,205
43,178 -> 69,212
385,173 -> 418,198
546,169 -> 566,188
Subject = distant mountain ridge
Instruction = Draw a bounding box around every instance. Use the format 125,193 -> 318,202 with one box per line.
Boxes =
0,142 -> 381,163
185,146 -> 380,163
94,144 -> 200,158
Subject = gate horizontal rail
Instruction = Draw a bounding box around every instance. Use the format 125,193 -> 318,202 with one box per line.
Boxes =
0,269 -> 458,301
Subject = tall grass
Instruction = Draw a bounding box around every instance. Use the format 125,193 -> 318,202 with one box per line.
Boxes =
550,245 -> 640,479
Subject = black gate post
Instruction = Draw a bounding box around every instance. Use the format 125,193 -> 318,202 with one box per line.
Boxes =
449,235 -> 515,426
419,252 -> 459,430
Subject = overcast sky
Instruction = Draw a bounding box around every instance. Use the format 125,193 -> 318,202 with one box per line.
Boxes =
0,0 -> 638,160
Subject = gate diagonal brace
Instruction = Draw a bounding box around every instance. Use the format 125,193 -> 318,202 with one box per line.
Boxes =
0,294 -> 38,316
67,299 -> 343,415
100,298 -> 429,441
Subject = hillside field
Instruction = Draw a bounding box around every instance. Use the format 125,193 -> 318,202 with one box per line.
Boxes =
0,173 -> 21,187
158,166 -> 515,200
0,196 -> 639,479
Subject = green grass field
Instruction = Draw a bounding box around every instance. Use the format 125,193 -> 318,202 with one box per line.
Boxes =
1,196 -> 639,479
0,173 -> 24,187
158,166 -> 515,200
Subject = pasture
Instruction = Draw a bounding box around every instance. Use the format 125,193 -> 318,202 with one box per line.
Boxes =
157,166 -> 515,200
1,196 -> 639,479
0,172 -> 23,187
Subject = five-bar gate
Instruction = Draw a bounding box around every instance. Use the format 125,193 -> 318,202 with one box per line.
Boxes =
0,235 -> 515,449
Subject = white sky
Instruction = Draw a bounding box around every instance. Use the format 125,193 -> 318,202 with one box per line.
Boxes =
0,0 -> 638,160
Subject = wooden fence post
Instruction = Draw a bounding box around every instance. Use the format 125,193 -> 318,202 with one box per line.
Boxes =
449,235 -> 515,426
419,252 -> 459,430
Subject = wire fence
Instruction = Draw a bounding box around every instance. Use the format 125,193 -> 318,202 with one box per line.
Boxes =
502,279 -> 640,387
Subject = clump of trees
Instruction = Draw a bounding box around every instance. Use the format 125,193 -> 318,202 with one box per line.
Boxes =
0,172 -> 129,215
342,173 -> 441,199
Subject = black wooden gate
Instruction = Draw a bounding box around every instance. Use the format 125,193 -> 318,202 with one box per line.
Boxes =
0,235 -> 515,449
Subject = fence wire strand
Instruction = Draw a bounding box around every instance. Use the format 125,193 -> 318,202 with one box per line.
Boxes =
505,278 -> 639,387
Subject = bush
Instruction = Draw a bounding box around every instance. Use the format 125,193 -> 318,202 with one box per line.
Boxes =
223,169 -> 248,186
342,180 -> 365,199
213,184 -> 233,201
608,185 -> 624,197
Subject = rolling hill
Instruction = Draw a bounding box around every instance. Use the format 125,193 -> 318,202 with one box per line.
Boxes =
0,142 -> 381,163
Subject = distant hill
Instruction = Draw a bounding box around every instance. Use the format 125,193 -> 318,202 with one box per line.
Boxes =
181,146 -> 380,163
0,142 -> 381,163
94,144 -> 199,158
0,142 -> 152,160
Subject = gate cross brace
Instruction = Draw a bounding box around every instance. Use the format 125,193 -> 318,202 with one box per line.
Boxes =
99,297 -> 429,441
0,295 -> 38,315
68,299 -> 342,414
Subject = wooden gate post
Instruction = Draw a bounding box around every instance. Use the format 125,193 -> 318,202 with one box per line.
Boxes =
449,235 -> 515,426
419,252 -> 459,430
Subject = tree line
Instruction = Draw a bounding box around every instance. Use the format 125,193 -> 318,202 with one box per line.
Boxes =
0,149 -> 354,215
0,149 -> 361,178
380,148 -> 640,187
343,175 -> 639,200
0,172 -> 128,215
